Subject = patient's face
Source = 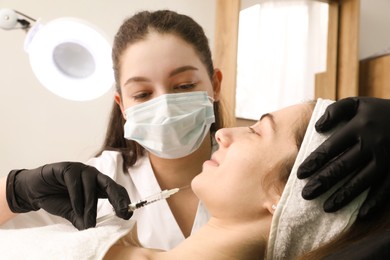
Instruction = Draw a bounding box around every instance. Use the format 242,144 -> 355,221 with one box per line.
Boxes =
192,103 -> 311,220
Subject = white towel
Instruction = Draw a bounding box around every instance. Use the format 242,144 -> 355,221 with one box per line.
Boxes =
0,218 -> 135,260
266,98 -> 368,260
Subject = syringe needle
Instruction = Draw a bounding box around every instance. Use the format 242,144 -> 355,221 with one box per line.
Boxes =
128,187 -> 183,212
97,186 -> 188,224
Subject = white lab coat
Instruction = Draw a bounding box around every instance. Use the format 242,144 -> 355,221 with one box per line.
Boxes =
89,151 -> 211,250
1,150 -> 211,251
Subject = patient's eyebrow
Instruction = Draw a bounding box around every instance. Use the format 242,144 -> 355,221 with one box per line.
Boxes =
260,113 -> 276,132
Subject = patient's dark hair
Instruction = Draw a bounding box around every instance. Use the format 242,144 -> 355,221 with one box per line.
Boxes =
95,10 -> 229,171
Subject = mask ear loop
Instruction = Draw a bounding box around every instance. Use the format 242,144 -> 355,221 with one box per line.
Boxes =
208,96 -> 215,103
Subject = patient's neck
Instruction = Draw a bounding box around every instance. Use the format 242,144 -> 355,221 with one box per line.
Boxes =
163,216 -> 271,259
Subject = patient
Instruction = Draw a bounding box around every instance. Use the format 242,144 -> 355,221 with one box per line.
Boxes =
1,100 -> 388,259
104,101 -> 314,259
104,99 -> 390,259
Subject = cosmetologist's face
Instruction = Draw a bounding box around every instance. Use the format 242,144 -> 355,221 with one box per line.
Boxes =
116,32 -> 220,111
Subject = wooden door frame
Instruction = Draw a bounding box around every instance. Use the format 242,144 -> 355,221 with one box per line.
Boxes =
214,0 -> 360,113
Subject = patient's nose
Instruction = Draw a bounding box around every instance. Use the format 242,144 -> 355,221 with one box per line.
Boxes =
215,128 -> 233,147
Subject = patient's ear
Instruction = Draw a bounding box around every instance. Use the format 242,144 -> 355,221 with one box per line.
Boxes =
264,195 -> 281,215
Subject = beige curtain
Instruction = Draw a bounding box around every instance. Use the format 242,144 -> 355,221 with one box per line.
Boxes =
235,0 -> 329,119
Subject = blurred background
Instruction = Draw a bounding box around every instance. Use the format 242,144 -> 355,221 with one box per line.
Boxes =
0,0 -> 216,176
1,0 -> 389,177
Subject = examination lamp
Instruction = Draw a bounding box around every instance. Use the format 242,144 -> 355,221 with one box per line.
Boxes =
0,8 -> 114,101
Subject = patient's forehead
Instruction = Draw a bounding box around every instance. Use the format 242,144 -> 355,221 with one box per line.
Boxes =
272,103 -> 310,128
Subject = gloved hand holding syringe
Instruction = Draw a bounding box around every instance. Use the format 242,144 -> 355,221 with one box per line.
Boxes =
97,186 -> 189,224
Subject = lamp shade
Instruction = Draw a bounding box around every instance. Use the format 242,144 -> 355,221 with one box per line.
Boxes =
24,18 -> 114,101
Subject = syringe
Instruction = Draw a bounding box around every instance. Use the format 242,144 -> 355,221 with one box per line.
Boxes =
97,186 -> 187,224
128,188 -> 180,211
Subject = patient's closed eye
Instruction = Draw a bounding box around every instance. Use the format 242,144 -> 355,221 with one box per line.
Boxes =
248,126 -> 260,136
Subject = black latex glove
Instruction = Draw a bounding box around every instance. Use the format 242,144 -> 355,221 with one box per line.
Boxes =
6,162 -> 132,230
297,97 -> 390,219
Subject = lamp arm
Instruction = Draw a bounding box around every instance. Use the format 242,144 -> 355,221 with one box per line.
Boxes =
14,10 -> 37,22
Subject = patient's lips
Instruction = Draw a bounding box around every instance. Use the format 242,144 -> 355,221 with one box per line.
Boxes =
203,155 -> 219,167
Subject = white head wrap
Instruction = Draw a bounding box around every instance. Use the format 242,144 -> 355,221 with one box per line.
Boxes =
266,98 -> 368,259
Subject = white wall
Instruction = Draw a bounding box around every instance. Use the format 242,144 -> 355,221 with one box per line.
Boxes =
0,0 -> 216,176
2,0 -> 388,177
360,0 -> 390,59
